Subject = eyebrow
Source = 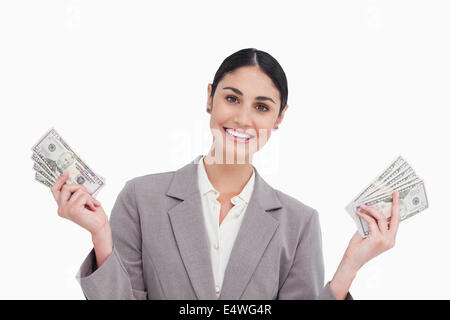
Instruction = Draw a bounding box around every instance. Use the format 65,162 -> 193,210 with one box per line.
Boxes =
222,86 -> 276,104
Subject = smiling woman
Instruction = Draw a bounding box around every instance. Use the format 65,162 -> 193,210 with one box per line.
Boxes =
51,48 -> 401,300
205,49 -> 289,167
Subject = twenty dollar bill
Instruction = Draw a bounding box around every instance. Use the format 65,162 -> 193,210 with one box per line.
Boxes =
31,128 -> 105,195
346,156 -> 429,238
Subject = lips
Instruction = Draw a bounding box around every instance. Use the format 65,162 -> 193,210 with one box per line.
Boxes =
223,127 -> 255,139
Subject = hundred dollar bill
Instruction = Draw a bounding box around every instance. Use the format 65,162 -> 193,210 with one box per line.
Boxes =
32,128 -> 105,195
35,172 -> 53,187
353,180 -> 429,237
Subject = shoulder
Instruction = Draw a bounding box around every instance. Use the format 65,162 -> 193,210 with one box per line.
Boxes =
121,170 -> 176,195
273,188 -> 318,220
270,188 -> 321,236
128,170 -> 176,186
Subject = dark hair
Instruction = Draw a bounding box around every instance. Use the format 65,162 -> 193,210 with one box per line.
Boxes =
210,48 -> 288,117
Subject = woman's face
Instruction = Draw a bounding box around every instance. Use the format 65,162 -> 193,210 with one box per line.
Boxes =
207,65 -> 288,164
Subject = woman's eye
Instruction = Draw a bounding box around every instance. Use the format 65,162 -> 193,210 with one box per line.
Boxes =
225,96 -> 268,112
256,105 -> 269,112
226,96 -> 238,103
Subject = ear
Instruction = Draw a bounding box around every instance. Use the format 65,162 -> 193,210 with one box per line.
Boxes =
206,83 -> 213,113
274,104 -> 288,129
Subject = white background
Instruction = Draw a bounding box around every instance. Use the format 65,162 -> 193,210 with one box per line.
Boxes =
1,0 -> 449,299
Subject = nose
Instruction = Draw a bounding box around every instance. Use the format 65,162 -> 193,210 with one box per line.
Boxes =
233,103 -> 253,128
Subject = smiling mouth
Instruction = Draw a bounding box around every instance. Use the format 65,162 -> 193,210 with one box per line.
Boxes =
222,127 -> 255,141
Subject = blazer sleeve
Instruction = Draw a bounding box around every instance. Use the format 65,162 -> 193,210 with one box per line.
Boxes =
277,210 -> 353,300
76,179 -> 148,300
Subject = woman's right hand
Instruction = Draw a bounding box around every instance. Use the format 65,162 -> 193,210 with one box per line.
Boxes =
50,170 -> 109,237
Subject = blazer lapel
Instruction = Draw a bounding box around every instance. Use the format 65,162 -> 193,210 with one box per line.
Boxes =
166,155 -> 217,300
166,155 -> 283,300
219,167 -> 282,300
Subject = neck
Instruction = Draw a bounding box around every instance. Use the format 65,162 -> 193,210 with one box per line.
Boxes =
203,149 -> 254,195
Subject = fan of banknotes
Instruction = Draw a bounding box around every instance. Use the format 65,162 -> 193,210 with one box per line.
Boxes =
345,156 -> 429,238
31,128 -> 105,196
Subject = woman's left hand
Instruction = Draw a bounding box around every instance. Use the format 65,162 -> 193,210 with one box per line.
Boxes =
343,190 -> 401,272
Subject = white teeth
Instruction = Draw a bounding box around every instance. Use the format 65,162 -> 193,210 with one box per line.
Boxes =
225,128 -> 252,139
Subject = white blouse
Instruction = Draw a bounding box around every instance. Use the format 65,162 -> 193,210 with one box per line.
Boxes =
197,155 -> 255,297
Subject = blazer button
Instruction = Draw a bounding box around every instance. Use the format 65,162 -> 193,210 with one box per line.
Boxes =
215,285 -> 220,294
214,243 -> 219,250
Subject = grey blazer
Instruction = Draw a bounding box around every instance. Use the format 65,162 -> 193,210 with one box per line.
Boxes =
77,155 -> 351,300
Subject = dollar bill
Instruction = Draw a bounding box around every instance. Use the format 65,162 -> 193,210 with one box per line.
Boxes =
31,128 -> 105,195
384,167 -> 416,188
33,162 -> 56,184
345,156 -> 428,238
35,172 -> 53,187
345,156 -> 407,214
353,180 -> 429,237
379,161 -> 410,187
32,152 -> 57,180
362,176 -> 422,203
